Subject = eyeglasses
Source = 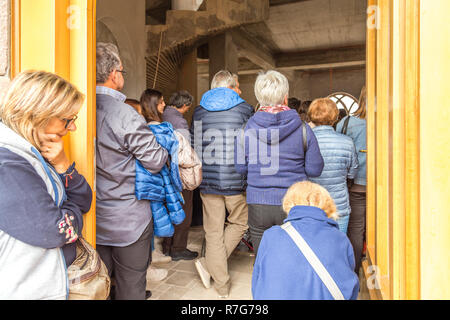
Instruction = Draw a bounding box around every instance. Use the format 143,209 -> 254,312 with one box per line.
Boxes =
116,69 -> 127,75
62,115 -> 78,129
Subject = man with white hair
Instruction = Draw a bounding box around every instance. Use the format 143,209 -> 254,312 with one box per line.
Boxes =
192,70 -> 254,298
95,42 -> 168,300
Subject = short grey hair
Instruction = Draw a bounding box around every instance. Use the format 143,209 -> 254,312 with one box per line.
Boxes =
96,42 -> 122,84
169,90 -> 194,108
254,70 -> 289,107
211,70 -> 238,89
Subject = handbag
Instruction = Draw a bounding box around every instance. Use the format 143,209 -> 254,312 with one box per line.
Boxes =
67,237 -> 111,300
281,222 -> 345,300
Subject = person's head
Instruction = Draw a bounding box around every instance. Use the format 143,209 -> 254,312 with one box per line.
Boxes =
169,90 -> 194,115
0,70 -> 85,150
282,181 -> 338,220
125,99 -> 142,115
232,73 -> 242,95
211,70 -> 241,95
338,108 -> 348,122
299,100 -> 312,122
353,86 -> 367,119
254,70 -> 289,107
96,42 -> 125,91
288,97 -> 301,112
140,89 -> 165,123
308,98 -> 339,126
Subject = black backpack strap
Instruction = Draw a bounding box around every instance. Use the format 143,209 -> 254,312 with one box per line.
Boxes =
341,116 -> 351,135
302,121 -> 307,152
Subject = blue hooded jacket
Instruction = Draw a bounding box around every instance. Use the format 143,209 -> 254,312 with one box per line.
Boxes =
135,122 -> 185,237
252,206 -> 359,300
235,110 -> 324,205
191,88 -> 254,195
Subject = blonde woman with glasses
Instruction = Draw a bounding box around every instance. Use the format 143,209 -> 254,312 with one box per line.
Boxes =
0,70 -> 93,299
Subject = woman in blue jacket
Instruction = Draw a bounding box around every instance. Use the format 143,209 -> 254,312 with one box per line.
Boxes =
336,86 -> 367,273
252,181 -> 359,300
0,70 -> 92,299
235,70 -> 324,254
308,98 -> 359,233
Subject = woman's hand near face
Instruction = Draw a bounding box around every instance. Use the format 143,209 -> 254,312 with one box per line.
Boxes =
39,133 -> 71,173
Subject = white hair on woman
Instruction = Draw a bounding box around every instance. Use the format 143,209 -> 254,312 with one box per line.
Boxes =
254,70 -> 289,107
211,70 -> 238,89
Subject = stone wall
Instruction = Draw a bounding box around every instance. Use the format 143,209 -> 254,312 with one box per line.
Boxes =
0,0 -> 10,94
97,0 -> 147,100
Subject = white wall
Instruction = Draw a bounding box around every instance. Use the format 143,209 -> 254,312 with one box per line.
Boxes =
96,0 -> 147,100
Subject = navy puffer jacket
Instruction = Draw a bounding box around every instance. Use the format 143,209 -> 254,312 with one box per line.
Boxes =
191,88 -> 254,195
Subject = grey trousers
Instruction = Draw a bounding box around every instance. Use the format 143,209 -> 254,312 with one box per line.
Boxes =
248,204 -> 287,254
97,222 -> 153,300
347,191 -> 366,273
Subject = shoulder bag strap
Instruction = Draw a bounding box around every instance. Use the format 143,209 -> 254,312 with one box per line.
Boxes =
281,222 -> 345,300
341,116 -> 351,135
302,120 -> 307,152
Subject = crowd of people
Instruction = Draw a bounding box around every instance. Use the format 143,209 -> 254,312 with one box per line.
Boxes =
0,42 -> 367,300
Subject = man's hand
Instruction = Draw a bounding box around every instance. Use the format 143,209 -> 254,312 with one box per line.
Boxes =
39,133 -> 71,173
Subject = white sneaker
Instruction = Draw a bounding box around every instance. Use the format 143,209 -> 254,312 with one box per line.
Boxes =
152,249 -> 172,265
195,258 -> 211,289
147,266 -> 168,282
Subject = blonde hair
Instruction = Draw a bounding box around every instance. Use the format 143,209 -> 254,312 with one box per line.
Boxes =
353,86 -> 367,119
308,98 -> 339,126
0,70 -> 85,149
282,181 -> 338,220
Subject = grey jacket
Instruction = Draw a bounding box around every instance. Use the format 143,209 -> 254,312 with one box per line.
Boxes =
96,88 -> 168,246
162,106 -> 190,141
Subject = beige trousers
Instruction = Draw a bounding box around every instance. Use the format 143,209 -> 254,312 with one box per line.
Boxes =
200,192 -> 248,294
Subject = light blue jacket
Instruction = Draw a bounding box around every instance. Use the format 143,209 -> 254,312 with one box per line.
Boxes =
309,126 -> 358,219
336,116 -> 367,186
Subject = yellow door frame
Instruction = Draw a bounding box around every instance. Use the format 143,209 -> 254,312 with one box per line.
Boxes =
11,0 -> 97,246
365,0 -> 450,300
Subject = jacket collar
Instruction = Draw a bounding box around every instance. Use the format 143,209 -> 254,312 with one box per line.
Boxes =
96,85 -> 126,103
312,125 -> 335,132
200,87 -> 245,112
284,205 -> 339,229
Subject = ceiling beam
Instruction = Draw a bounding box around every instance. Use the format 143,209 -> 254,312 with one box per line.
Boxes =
229,29 -> 276,70
269,0 -> 311,7
198,45 -> 366,76
276,45 -> 366,70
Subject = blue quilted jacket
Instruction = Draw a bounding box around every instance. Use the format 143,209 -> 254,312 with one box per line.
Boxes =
309,126 -> 358,229
191,87 -> 254,195
135,122 -> 185,237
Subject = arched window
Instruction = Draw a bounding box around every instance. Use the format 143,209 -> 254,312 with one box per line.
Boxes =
327,92 -> 359,116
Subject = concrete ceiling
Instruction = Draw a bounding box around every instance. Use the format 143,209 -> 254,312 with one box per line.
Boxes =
146,0 -> 367,74
243,0 -> 367,53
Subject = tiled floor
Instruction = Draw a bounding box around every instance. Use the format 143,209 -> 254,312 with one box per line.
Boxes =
146,226 -> 370,300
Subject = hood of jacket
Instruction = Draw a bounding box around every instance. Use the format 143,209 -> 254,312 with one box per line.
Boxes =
200,87 -> 245,112
247,109 -> 302,144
